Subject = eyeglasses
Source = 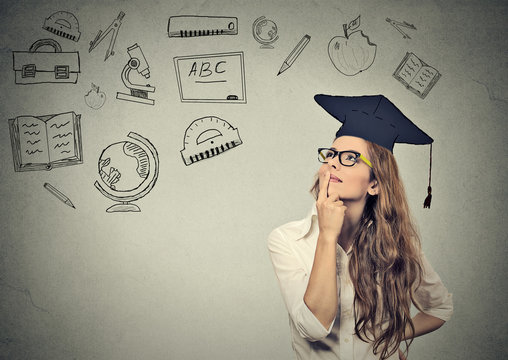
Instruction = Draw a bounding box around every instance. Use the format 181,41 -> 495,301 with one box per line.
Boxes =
318,148 -> 373,168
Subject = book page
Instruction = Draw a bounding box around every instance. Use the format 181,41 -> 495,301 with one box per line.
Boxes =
409,66 -> 439,93
396,53 -> 423,85
18,116 -> 49,165
46,112 -> 77,162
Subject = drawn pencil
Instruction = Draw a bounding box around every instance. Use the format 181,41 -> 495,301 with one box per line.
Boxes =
277,34 -> 311,76
43,182 -> 75,209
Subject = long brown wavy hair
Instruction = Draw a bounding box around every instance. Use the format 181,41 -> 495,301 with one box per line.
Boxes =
311,140 -> 424,360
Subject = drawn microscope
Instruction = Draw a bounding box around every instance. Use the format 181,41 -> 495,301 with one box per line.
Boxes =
116,43 -> 155,105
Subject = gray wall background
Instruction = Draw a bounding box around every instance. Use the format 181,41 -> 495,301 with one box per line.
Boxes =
1,0 -> 506,359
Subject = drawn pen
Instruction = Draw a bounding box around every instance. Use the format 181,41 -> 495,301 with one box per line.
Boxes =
277,34 -> 311,76
43,182 -> 75,209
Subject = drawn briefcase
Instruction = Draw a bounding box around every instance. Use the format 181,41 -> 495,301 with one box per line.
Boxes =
12,38 -> 80,84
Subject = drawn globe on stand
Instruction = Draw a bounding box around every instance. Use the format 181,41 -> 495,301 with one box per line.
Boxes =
252,16 -> 279,49
94,132 -> 159,213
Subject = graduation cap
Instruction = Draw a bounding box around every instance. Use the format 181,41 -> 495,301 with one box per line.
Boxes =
314,94 -> 434,208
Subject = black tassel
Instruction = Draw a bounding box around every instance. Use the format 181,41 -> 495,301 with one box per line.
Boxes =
423,144 -> 432,209
423,186 -> 432,208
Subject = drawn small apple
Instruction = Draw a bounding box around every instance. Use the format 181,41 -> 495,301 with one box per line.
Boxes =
328,16 -> 377,76
85,83 -> 106,109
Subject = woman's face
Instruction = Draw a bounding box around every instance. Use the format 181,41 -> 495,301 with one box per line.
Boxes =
318,136 -> 378,201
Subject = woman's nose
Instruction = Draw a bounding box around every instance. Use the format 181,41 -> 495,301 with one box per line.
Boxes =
329,154 -> 341,169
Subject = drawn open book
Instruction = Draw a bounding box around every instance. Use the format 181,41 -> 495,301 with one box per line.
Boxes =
8,111 -> 82,172
393,52 -> 441,99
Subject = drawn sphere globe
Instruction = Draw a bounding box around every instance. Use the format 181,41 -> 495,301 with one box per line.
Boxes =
94,132 -> 158,212
98,141 -> 148,191
253,16 -> 278,48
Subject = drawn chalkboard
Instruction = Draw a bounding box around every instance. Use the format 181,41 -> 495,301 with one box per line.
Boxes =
173,51 -> 246,103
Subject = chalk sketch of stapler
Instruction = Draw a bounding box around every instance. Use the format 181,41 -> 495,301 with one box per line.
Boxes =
116,43 -> 156,105
89,11 -> 125,61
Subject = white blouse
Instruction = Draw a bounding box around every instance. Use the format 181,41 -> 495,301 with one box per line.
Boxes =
268,204 -> 453,360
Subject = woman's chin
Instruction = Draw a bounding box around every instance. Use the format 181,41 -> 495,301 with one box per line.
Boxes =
327,189 -> 342,198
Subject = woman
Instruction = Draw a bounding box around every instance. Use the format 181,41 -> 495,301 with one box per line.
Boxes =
268,95 -> 453,360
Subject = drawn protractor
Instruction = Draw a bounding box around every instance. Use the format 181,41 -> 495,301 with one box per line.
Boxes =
43,11 -> 81,42
180,116 -> 242,166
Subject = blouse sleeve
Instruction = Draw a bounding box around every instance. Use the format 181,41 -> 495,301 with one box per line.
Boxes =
267,228 -> 334,341
413,252 -> 454,322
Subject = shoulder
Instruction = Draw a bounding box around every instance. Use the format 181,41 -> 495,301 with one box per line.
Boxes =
269,218 -> 307,239
268,219 -> 304,249
267,206 -> 316,251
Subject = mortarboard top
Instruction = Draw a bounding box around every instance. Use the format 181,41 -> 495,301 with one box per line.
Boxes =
314,94 -> 433,153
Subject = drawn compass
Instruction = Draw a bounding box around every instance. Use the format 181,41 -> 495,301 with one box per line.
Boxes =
180,116 -> 243,166
386,18 -> 416,39
89,11 -> 125,61
43,11 -> 81,42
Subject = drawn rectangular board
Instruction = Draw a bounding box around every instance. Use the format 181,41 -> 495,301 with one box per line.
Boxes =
8,111 -> 82,172
393,52 -> 441,99
168,15 -> 238,37
173,51 -> 246,103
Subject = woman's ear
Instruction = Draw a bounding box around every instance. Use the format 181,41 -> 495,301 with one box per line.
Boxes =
368,180 -> 379,196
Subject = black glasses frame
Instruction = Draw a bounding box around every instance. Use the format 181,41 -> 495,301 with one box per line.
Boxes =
318,148 -> 362,167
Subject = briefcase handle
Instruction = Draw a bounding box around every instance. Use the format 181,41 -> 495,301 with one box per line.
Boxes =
28,38 -> 62,53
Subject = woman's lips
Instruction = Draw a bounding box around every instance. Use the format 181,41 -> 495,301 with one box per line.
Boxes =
329,174 -> 342,183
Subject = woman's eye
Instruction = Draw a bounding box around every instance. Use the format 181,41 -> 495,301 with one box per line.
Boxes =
345,154 -> 357,161
326,151 -> 334,158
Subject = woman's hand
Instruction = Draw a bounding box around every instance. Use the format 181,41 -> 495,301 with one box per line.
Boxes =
316,171 -> 347,241
304,170 -> 343,328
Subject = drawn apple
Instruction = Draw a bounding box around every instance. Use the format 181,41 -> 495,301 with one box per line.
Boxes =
85,83 -> 106,109
328,16 -> 377,76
